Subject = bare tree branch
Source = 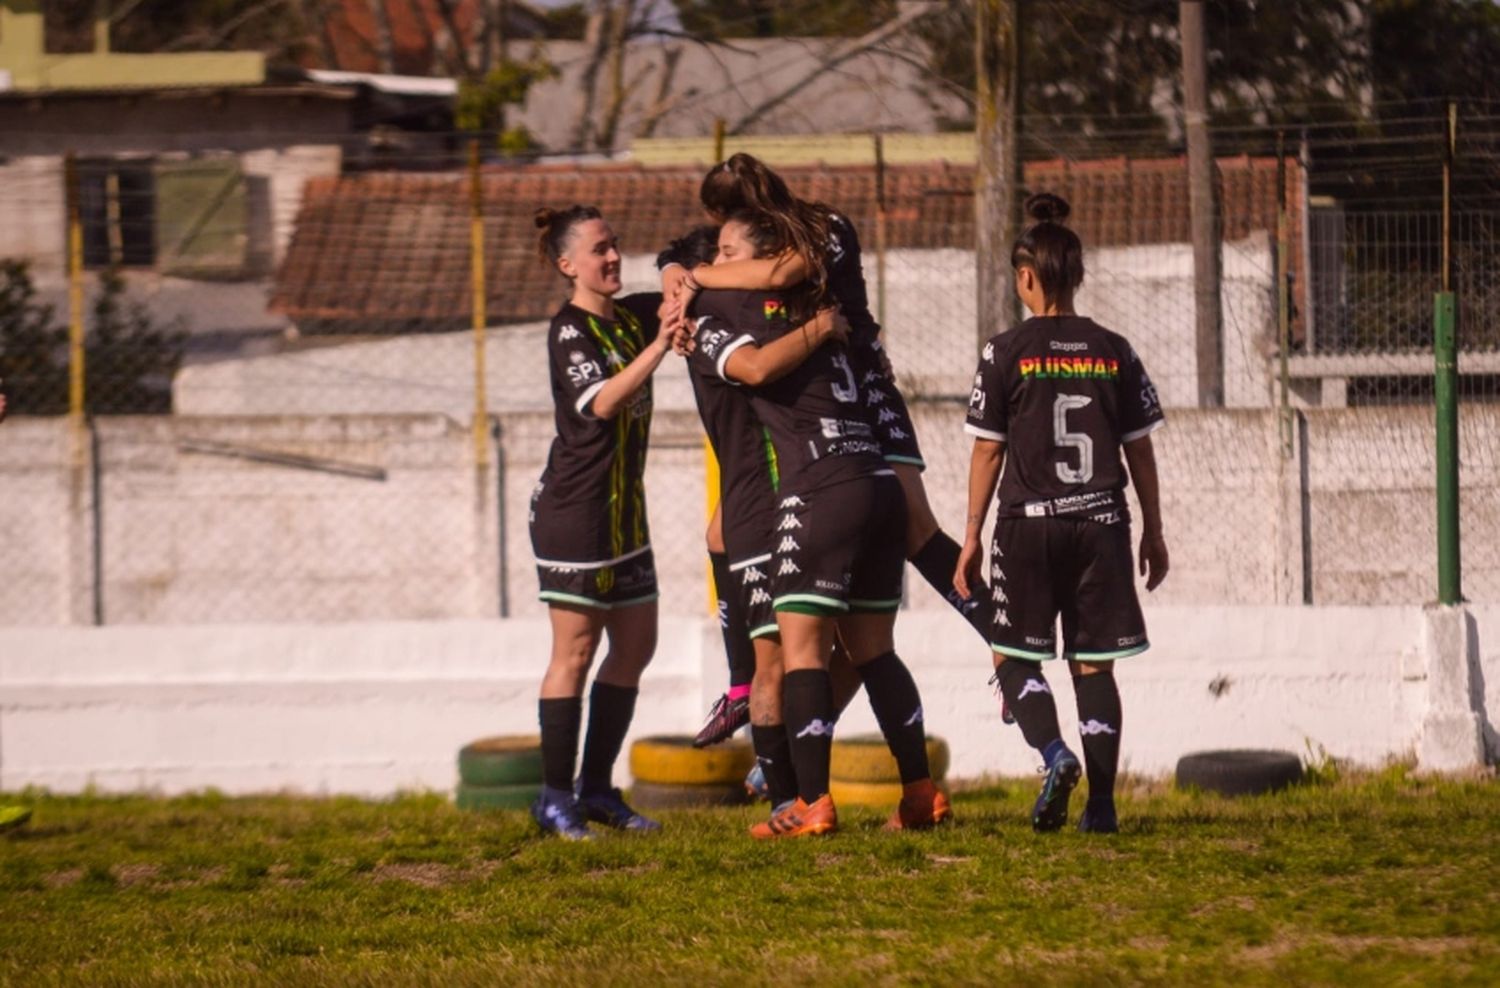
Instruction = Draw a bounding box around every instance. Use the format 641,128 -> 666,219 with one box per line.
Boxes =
727,1 -> 943,134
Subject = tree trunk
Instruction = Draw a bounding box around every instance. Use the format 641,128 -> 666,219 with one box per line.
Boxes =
974,0 -> 1022,348
1181,0 -> 1223,407
572,1 -> 610,151
596,0 -> 636,152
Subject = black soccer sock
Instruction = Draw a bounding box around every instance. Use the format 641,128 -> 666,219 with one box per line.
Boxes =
578,681 -> 638,795
783,669 -> 835,803
857,651 -> 931,784
538,696 -> 583,792
995,659 -> 1064,756
1074,670 -> 1123,807
910,530 -> 995,642
711,551 -> 755,691
751,723 -> 799,808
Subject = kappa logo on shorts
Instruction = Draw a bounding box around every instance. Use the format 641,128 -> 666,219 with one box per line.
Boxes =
557,325 -> 581,341
877,407 -> 899,424
717,600 -> 728,628
903,706 -> 924,727
777,536 -> 800,553
1018,679 -> 1052,700
742,566 -> 766,584
990,562 -> 1005,582
888,427 -> 909,440
749,588 -> 773,605
778,558 -> 802,576
779,495 -> 805,509
995,609 -> 1013,627
1079,719 -> 1118,736
777,514 -> 802,531
795,719 -> 834,738
991,585 -> 1009,605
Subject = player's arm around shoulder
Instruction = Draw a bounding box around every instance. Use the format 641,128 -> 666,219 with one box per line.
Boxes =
721,308 -> 846,387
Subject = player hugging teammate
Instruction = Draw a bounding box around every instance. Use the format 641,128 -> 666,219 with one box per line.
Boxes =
672,210 -> 951,838
956,193 -> 1170,834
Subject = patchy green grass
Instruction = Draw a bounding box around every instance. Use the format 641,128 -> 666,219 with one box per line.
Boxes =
2,768 -> 1497,986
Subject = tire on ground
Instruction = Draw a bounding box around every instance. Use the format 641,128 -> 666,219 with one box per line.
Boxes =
458,735 -> 544,787
830,778 -> 949,808
455,782 -> 538,812
1175,749 -> 1304,797
629,735 -> 756,785
829,734 -> 950,784
628,780 -> 750,810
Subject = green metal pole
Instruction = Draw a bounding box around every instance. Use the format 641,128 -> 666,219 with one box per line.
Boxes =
1435,291 -> 1460,604
1435,101 -> 1460,605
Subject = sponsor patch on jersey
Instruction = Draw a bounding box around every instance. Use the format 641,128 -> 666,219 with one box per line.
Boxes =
763,298 -> 787,322
1019,356 -> 1120,380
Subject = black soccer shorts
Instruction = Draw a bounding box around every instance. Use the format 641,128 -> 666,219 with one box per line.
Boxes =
728,549 -> 779,638
535,546 -> 659,610
770,472 -> 907,615
987,517 -> 1148,661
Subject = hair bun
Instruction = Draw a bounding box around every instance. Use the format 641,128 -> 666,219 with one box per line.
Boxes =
534,207 -> 556,230
1024,192 -> 1071,225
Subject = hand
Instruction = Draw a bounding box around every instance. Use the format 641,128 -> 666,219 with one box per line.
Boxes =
1139,531 -> 1169,591
670,322 -> 695,357
661,265 -> 689,306
0,391 -> 7,424
953,536 -> 982,600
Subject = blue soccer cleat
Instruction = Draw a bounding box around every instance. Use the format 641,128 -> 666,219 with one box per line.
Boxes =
531,786 -> 593,841
577,787 -> 661,832
744,762 -> 769,802
1031,748 -> 1082,833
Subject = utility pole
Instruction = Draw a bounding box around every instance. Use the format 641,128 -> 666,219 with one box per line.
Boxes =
975,0 -> 1022,349
1180,0 -> 1223,407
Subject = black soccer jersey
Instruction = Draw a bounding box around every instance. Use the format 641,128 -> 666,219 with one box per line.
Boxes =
684,289 -> 779,560
825,213 -> 879,349
532,293 -> 662,565
965,315 -> 1164,524
691,287 -> 884,496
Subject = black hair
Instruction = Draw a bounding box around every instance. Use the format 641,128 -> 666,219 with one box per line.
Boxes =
535,204 -> 603,272
1010,192 -> 1084,307
656,224 -> 720,271
699,153 -> 834,296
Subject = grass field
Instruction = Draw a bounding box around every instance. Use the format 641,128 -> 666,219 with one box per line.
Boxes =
2,767 -> 1497,986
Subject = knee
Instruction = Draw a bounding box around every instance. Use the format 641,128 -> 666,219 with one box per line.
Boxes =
1071,661 -> 1114,681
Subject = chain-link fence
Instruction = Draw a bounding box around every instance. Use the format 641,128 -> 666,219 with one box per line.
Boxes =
2,118 -> 1497,624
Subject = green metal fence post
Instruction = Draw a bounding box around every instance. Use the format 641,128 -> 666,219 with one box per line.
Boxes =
1434,291 -> 1460,604
1435,101 -> 1460,605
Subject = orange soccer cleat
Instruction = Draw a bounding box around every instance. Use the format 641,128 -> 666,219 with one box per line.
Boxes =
884,778 -> 954,831
749,794 -> 838,839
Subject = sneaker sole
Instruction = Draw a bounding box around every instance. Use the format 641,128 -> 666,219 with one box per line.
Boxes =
1032,761 -> 1082,833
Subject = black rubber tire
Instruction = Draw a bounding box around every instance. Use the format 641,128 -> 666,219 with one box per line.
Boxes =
627,780 -> 750,810
457,735 -> 543,787
1175,749 -> 1305,797
454,782 -> 538,812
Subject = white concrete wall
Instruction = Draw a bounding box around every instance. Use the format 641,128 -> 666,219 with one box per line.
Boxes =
0,606 -> 1491,796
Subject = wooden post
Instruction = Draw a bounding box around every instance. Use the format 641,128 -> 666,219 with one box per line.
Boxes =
1181,0 -> 1223,407
975,0 -> 1022,348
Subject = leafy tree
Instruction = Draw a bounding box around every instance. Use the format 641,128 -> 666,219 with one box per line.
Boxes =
0,262 -> 69,415
0,262 -> 186,416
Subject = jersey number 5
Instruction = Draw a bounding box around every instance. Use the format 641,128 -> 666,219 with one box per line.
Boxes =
1053,394 -> 1094,484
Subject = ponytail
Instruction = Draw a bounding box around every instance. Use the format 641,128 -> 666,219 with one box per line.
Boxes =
1011,192 -> 1084,307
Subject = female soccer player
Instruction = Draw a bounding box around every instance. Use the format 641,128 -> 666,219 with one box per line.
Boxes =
956,193 -> 1169,834
667,154 -> 1007,725
529,205 -> 681,840
691,211 -> 950,838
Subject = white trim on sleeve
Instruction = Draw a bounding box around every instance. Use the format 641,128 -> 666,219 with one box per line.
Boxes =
1122,418 -> 1165,443
573,380 -> 606,415
964,423 -> 1007,442
715,335 -> 755,383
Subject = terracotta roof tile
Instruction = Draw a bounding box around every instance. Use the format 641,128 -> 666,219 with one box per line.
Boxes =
273,157 -> 1303,333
